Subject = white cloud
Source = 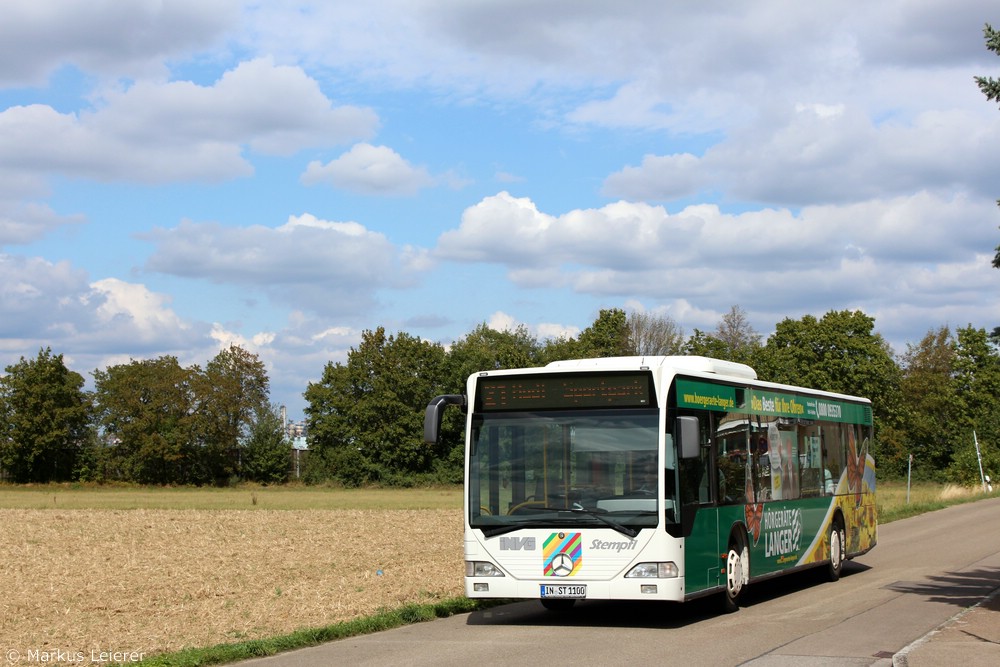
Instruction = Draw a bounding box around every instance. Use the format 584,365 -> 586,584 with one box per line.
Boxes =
486,311 -> 519,331
0,58 -> 378,184
435,191 -> 999,353
0,255 -> 91,338
301,143 -> 435,195
0,255 -> 214,387
0,0 -> 240,86
603,106 -> 1000,205
142,213 -> 426,318
0,202 -> 85,246
486,310 -> 579,343
601,153 -> 708,202
89,278 -> 192,344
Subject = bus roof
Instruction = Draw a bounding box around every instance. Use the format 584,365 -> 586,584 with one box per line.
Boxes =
545,355 -> 758,380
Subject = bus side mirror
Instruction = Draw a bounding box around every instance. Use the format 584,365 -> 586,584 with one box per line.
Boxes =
676,416 -> 700,459
424,394 -> 466,444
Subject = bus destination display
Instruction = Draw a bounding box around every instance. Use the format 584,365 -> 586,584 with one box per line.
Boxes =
477,373 -> 653,411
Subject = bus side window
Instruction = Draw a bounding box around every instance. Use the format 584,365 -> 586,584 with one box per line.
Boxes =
716,412 -> 749,505
823,424 -> 846,491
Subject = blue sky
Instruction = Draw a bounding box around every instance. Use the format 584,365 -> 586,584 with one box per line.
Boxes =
2,1 -> 999,419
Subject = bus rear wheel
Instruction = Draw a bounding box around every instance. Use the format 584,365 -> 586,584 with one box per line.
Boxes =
723,536 -> 749,613
827,521 -> 846,582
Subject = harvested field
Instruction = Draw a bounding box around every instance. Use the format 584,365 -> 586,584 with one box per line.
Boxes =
0,508 -> 464,658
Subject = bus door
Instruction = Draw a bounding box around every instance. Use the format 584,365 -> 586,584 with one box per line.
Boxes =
679,413 -> 720,596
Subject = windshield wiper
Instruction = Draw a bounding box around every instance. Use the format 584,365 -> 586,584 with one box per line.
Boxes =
567,506 -> 639,538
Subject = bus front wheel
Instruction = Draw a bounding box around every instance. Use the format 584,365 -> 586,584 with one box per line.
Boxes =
827,521 -> 846,582
723,536 -> 749,613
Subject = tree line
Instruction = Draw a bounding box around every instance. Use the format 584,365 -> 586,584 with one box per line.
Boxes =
2,307 -> 998,487
0,345 -> 290,485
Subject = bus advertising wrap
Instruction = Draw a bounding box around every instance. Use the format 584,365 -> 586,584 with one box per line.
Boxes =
676,379 -> 871,425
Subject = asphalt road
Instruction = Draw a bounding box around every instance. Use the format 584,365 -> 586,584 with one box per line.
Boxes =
238,497 -> 1000,667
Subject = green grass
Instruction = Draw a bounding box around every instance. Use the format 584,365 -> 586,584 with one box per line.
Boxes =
876,479 -> 998,523
136,598 -> 505,667
0,483 -> 463,510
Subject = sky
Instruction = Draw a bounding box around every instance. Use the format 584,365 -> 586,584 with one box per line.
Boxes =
2,1 -> 999,420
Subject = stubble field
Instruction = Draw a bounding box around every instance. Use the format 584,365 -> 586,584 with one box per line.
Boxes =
0,487 -> 464,659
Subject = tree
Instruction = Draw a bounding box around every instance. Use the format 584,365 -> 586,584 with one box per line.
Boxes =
539,334 -> 582,363
447,323 -> 541,387
947,326 -> 1000,484
626,310 -> 685,356
305,328 -> 451,485
976,23 -> 1000,109
192,345 -> 271,483
0,348 -> 91,483
684,305 -> 761,365
975,23 -> 1000,330
716,306 -> 763,357
897,327 -> 959,479
242,403 -> 290,484
755,310 -> 904,467
92,356 -> 196,484
576,308 -> 631,358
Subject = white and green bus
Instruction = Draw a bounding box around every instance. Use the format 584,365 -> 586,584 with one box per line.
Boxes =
424,356 -> 877,612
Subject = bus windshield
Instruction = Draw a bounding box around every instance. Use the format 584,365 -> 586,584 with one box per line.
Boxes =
468,409 -> 668,536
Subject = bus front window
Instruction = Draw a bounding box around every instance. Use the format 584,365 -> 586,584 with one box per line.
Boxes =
469,409 -> 661,534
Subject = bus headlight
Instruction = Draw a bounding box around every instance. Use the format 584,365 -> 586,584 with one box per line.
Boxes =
625,562 -> 678,578
466,561 -> 505,577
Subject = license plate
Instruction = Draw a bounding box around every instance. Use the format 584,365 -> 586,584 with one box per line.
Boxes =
540,584 -> 586,599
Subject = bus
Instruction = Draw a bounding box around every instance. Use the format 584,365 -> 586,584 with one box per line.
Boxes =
423,355 -> 877,612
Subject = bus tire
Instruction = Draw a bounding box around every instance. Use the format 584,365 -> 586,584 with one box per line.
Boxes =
723,533 -> 749,613
826,520 -> 846,582
540,598 -> 576,611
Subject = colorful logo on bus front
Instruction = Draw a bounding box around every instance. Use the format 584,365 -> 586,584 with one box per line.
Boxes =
543,532 -> 582,577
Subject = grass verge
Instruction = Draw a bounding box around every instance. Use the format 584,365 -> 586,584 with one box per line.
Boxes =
138,598 -> 504,667
876,480 -> 997,523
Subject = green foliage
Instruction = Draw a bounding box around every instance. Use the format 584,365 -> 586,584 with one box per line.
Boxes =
194,345 -> 271,482
684,306 -> 761,365
136,597 -> 498,667
92,356 -> 197,484
576,308 -> 631,357
896,327 -> 959,479
447,323 -> 541,387
946,326 -> 1000,484
976,23 -> 1000,107
0,348 -> 91,482
6,306 -> 998,488
684,328 -> 731,359
948,437 -> 1000,487
89,346 -> 273,485
304,328 -> 453,485
754,310 -> 904,470
538,334 -> 582,363
976,24 -> 1000,276
242,404 -> 291,484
